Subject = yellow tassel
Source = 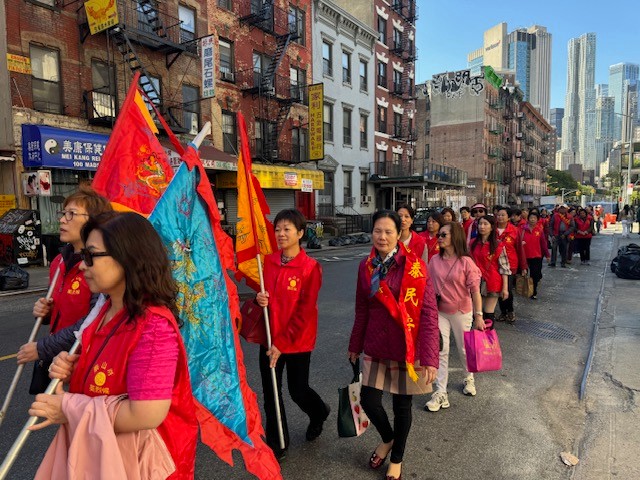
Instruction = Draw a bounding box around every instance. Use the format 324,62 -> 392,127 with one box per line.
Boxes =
407,362 -> 418,383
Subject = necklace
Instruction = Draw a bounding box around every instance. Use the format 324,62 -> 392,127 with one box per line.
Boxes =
281,253 -> 295,265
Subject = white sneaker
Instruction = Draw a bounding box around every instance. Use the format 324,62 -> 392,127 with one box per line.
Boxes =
463,377 -> 476,396
425,391 -> 450,412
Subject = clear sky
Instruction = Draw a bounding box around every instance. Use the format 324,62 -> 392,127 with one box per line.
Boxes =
415,0 -> 640,109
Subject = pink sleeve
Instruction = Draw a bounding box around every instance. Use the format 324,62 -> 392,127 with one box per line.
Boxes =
127,313 -> 179,401
464,257 -> 482,294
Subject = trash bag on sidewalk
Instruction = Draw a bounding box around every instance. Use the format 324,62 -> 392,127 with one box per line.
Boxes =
611,243 -> 640,275
0,264 -> 30,291
614,249 -> 640,280
307,237 -> 322,249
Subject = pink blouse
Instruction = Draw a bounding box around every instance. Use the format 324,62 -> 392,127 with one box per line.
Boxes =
127,313 -> 179,401
428,255 -> 481,315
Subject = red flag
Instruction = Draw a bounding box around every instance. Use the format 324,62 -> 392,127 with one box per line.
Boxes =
235,112 -> 276,290
92,72 -> 182,215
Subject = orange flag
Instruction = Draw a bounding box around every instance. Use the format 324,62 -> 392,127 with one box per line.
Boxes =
92,72 -> 182,215
235,112 -> 276,291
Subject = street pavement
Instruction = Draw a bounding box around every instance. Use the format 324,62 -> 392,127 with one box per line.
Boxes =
0,226 -> 638,479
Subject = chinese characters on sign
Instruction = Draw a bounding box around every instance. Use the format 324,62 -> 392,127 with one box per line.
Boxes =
308,83 -> 324,161
301,179 -> 313,193
85,0 -> 119,35
7,54 -> 31,75
201,36 -> 215,98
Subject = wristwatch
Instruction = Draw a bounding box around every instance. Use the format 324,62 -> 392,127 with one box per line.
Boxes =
473,312 -> 483,317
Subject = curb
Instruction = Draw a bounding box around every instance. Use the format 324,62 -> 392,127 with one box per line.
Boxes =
0,286 -> 48,298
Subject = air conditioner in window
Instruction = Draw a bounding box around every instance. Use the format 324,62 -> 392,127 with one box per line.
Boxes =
361,195 -> 372,204
270,149 -> 279,159
221,71 -> 235,82
515,132 -> 523,139
517,112 -> 524,118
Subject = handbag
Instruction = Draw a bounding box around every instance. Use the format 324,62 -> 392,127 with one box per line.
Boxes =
515,274 -> 534,298
464,320 -> 502,373
337,358 -> 369,438
29,359 -> 52,395
239,299 -> 267,346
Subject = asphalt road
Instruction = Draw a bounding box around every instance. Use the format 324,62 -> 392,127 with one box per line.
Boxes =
0,238 -> 614,480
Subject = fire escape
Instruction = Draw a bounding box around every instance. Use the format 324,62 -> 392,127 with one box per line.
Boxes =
237,0 -> 302,163
78,0 -> 197,133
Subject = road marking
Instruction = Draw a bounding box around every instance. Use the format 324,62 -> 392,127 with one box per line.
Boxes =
0,353 -> 17,362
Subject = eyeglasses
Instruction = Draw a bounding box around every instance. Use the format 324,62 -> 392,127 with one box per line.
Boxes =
80,248 -> 111,267
436,232 -> 448,238
471,209 -> 485,215
57,210 -> 89,222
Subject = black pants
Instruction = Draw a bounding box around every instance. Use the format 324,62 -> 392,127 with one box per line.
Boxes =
498,274 -> 515,314
575,238 -> 591,262
360,386 -> 412,464
258,346 -> 326,452
527,257 -> 543,295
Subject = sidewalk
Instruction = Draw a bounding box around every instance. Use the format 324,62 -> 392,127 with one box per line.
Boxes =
573,223 -> 640,479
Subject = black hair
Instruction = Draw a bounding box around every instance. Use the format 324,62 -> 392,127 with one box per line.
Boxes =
274,209 -> 306,232
460,206 -> 470,213
471,214 -> 499,255
498,206 -> 512,216
372,210 -> 401,234
396,203 -> 415,218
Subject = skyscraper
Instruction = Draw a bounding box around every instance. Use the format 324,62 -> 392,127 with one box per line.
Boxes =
467,23 -> 552,121
550,108 -> 564,138
608,63 -> 639,139
595,96 -> 615,176
560,33 -> 597,173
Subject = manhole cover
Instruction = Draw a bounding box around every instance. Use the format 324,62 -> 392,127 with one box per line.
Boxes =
513,320 -> 576,342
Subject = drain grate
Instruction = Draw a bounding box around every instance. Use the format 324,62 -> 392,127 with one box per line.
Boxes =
513,320 -> 577,343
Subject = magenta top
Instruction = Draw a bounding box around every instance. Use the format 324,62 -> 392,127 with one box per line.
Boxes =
428,255 -> 481,315
127,313 -> 179,401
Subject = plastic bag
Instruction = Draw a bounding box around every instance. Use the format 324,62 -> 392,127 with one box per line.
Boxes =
0,264 -> 29,291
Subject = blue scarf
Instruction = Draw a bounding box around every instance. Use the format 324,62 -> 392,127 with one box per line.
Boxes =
369,246 -> 398,298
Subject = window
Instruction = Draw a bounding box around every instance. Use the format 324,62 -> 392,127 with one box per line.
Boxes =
182,85 -> 199,134
217,0 -> 230,8
377,16 -> 387,44
377,105 -> 387,133
292,127 -> 307,162
90,60 -> 116,118
253,51 -> 272,88
342,51 -> 351,84
425,143 -> 430,160
219,39 -> 234,81
359,60 -> 368,92
343,108 -> 352,145
393,70 -> 402,94
288,6 -> 305,45
392,28 -> 402,50
178,5 -> 196,43
222,110 -> 237,154
360,114 -> 368,148
140,74 -> 161,108
408,36 -> 414,57
323,103 -> 333,142
392,152 -> 401,164
394,112 -> 402,137
290,67 -> 306,104
343,170 -> 353,206
322,41 -> 332,76
377,149 -> 386,164
408,117 -> 413,139
255,119 -> 276,158
360,172 -> 367,201
377,61 -> 387,89
30,45 -> 61,114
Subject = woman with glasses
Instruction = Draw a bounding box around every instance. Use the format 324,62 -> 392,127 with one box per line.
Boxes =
466,203 -> 487,244
349,210 -> 439,480
30,212 -> 198,478
16,187 -> 112,394
469,215 -> 511,326
396,203 -> 428,264
425,222 -> 483,412
419,211 -> 445,262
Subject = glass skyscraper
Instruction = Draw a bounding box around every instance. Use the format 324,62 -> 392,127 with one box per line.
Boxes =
608,63 -> 639,140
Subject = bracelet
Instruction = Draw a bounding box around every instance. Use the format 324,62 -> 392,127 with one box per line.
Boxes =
474,312 -> 483,317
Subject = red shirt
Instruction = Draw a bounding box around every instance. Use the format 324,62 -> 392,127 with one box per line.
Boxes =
521,223 -> 549,259
574,216 -> 593,239
470,240 -> 506,293
419,232 -> 440,261
462,218 -> 474,237
497,223 -> 524,273
263,249 -> 322,353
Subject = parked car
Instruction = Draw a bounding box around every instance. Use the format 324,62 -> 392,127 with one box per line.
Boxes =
412,208 -> 438,233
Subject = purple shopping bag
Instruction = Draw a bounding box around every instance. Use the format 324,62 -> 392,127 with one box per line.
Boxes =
464,321 -> 502,373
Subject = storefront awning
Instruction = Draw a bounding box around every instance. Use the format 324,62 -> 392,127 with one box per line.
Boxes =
217,164 -> 324,190
163,142 -> 238,171
22,124 -> 109,171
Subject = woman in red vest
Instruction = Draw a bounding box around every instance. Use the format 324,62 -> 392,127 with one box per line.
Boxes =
574,208 -> 594,265
255,209 -> 329,460
30,212 -> 197,479
496,207 -> 525,324
470,215 -> 511,325
521,211 -> 550,299
349,210 -> 439,480
419,211 -> 445,262
396,203 -> 428,263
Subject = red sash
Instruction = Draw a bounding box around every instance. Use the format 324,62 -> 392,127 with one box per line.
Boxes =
364,243 -> 426,382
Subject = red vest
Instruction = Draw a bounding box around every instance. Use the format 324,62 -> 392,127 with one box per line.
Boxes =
497,223 -> 520,273
522,224 -> 546,259
470,240 -> 505,293
70,303 -> 197,479
462,218 -> 473,237
574,216 -> 593,239
406,232 -> 427,259
422,233 -> 440,261
49,253 -> 93,334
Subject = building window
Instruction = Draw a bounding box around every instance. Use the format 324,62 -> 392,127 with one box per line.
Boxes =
322,41 -> 332,77
360,114 -> 368,148
290,67 -> 306,104
178,5 -> 196,43
292,127 -> 307,162
377,61 -> 387,89
377,105 -> 387,134
359,60 -> 368,92
393,70 -> 402,94
222,110 -> 237,154
139,74 -> 161,110
219,39 -> 234,81
425,143 -> 430,160
377,16 -> 386,44
377,149 -> 386,164
217,0 -> 230,9
392,28 -> 402,50
343,108 -> 352,146
288,6 -> 305,45
360,172 -> 367,201
253,51 -> 272,88
90,60 -> 116,118
393,152 -> 401,164
342,51 -> 351,84
394,112 -> 402,137
255,119 -> 276,158
182,85 -> 199,134
30,45 -> 62,114
343,170 -> 353,206
323,103 -> 333,142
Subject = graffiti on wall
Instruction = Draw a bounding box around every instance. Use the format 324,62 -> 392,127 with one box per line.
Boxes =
432,69 -> 484,98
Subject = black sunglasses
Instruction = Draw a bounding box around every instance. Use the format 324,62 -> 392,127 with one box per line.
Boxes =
436,232 -> 448,238
80,248 -> 111,267
471,209 -> 485,214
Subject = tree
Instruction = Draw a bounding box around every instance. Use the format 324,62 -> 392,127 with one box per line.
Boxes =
547,169 -> 580,194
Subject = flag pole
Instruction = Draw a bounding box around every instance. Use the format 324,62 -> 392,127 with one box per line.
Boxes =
0,266 -> 61,428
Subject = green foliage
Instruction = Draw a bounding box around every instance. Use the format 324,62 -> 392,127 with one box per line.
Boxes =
546,169 -> 580,194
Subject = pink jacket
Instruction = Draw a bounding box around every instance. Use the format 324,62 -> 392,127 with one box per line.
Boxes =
36,394 -> 175,480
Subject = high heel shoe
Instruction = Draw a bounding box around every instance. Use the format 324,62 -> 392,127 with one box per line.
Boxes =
369,451 -> 387,469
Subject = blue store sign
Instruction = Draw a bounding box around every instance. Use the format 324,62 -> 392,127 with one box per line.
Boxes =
22,124 -> 109,171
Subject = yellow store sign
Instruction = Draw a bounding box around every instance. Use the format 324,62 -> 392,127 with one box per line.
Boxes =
7,54 -> 31,75
85,0 -> 119,35
308,83 -> 324,161
217,165 -> 324,190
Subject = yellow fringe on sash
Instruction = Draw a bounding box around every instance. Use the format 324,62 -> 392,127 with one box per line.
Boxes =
407,362 -> 418,383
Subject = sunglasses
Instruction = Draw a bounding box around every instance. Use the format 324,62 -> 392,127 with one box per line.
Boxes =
471,209 -> 485,214
80,248 -> 111,267
57,210 -> 90,222
436,232 -> 448,238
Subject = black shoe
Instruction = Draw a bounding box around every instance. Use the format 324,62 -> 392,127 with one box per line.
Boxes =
274,448 -> 287,462
530,294 -> 537,300
548,263 -> 556,267
561,263 -> 567,268
306,402 -> 330,441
